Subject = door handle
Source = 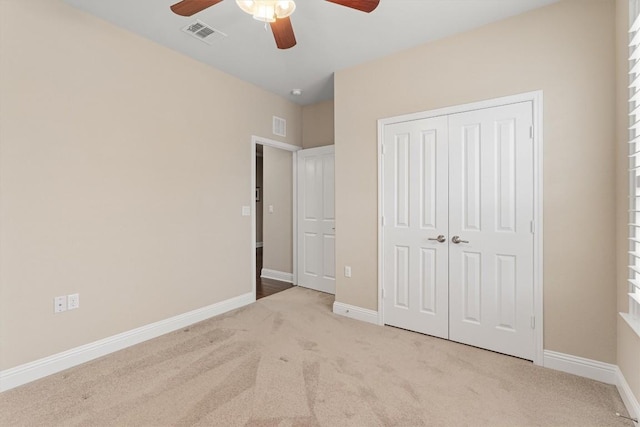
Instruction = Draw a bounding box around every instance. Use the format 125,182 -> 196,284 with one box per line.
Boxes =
451,236 -> 469,244
428,235 -> 446,243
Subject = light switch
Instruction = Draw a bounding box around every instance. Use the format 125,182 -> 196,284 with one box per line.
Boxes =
344,266 -> 352,278
242,206 -> 251,216
268,205 -> 274,214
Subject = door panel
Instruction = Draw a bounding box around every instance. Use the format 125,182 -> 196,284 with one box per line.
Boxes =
496,254 -> 517,330
381,101 -> 535,361
419,248 -> 436,313
303,232 -> 319,275
462,125 -> 482,231
297,146 -> 336,294
448,102 -> 534,360
394,245 -> 410,308
323,234 -> 335,279
382,117 -> 449,339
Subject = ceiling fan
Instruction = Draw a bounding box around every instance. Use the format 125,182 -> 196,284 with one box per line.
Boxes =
170,0 -> 380,49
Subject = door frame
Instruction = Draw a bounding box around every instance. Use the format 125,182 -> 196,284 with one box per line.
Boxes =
376,91 -> 544,365
251,135 -> 301,301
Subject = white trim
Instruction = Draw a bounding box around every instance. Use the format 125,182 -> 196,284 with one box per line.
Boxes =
376,91 -> 544,364
542,350 -> 617,384
252,135 -> 300,152
376,113 -> 385,326
297,145 -> 335,156
292,150 -> 298,286
621,312 -> 640,339
333,302 -> 380,325
377,91 -> 544,126
0,292 -> 254,392
251,135 -> 301,299
616,366 -> 640,423
532,91 -> 544,366
260,268 -> 293,283
543,350 -> 639,421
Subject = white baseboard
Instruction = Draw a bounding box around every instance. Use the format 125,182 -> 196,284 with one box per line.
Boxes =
518,350 -> 640,422
0,292 -> 254,393
543,350 -> 617,385
616,366 -> 640,423
333,301 -> 379,325
261,268 -> 293,283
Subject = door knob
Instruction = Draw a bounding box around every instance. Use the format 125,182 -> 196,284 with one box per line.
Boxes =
451,236 -> 469,244
428,235 -> 446,243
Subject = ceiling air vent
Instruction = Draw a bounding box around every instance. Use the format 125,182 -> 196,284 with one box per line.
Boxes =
273,116 -> 286,137
182,21 -> 227,45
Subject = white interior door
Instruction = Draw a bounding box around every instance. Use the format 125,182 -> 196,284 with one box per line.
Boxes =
448,102 -> 534,360
381,101 -> 535,361
382,117 -> 449,339
297,146 -> 335,294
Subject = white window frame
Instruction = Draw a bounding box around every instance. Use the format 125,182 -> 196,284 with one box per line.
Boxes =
625,0 -> 640,338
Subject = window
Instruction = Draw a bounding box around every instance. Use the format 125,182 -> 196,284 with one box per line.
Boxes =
626,0 -> 640,337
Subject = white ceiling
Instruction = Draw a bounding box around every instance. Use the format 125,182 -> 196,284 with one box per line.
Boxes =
63,0 -> 559,105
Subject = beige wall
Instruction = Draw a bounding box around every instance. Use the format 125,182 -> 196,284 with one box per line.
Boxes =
0,0 -> 301,370
616,0 -> 640,404
262,146 -> 293,274
302,100 -> 335,148
334,0 -> 618,363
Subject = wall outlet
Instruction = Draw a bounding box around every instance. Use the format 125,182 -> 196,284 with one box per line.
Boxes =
344,266 -> 352,278
68,293 -> 80,310
54,296 -> 67,313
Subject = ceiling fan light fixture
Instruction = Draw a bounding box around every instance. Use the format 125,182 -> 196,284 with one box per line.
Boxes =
236,0 -> 296,23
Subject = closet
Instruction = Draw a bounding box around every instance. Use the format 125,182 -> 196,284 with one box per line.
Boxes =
381,101 -> 535,360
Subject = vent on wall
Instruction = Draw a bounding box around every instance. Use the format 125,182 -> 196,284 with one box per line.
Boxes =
182,21 -> 227,45
273,116 -> 286,137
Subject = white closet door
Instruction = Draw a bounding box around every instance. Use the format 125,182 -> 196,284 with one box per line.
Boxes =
297,146 -> 336,294
381,101 -> 536,361
382,117 -> 450,339
448,102 -> 534,360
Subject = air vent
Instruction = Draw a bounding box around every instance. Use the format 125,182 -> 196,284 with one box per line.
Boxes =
273,116 -> 286,137
182,20 -> 227,45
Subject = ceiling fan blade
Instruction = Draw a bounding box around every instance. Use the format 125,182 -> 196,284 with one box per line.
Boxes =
170,0 -> 224,17
326,0 -> 379,13
270,17 -> 297,50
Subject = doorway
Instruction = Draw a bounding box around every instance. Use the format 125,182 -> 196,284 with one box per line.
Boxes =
378,92 -> 543,363
251,136 -> 301,300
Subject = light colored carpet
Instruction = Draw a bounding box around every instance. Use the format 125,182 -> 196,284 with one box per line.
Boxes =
0,287 -> 632,426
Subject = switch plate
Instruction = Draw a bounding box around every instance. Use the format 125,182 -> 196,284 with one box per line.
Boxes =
344,266 -> 352,278
68,293 -> 80,310
268,205 -> 274,214
54,296 -> 67,313
241,206 -> 251,216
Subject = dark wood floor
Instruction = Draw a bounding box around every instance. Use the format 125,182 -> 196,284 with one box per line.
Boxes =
256,247 -> 293,300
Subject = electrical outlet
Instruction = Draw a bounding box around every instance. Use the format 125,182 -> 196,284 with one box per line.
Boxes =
68,293 -> 80,310
54,296 -> 67,313
344,266 -> 352,278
